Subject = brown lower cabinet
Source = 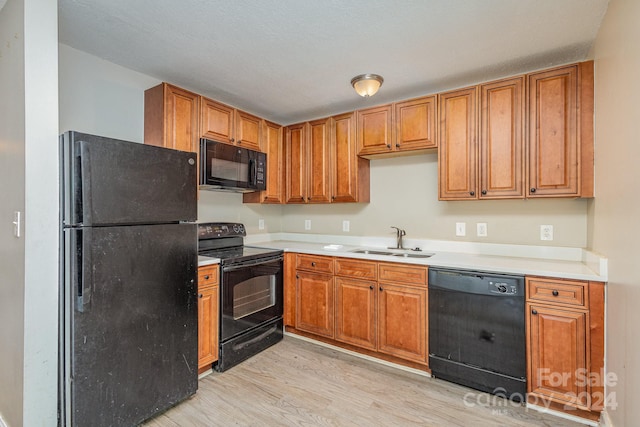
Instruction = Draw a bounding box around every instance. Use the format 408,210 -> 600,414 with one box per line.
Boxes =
526,277 -> 605,418
198,265 -> 219,372
288,254 -> 428,367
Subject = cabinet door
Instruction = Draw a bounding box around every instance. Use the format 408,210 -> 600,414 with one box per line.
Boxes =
285,123 -> 308,203
331,112 -> 369,203
527,65 -> 579,197
438,87 -> 477,200
527,303 -> 589,409
262,120 -> 284,203
295,272 -> 334,338
200,97 -> 235,144
479,77 -> 525,199
377,283 -> 427,364
395,96 -> 437,151
356,104 -> 394,156
198,285 -> 219,369
335,277 -> 377,350
144,83 -> 199,153
235,110 -> 262,151
308,118 -> 331,203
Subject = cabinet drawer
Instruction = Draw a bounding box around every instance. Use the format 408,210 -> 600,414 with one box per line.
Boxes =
296,254 -> 334,274
378,263 -> 427,286
198,265 -> 219,288
526,277 -> 587,308
335,258 -> 377,280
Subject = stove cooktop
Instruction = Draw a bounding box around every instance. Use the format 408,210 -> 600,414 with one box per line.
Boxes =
199,245 -> 282,264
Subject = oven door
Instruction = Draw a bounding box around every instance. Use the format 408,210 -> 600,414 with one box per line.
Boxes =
220,256 -> 283,342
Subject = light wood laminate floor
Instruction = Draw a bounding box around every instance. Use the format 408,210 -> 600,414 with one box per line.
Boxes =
145,336 -> 585,427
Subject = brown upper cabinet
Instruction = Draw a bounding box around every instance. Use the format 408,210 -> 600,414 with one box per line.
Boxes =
438,61 -> 593,200
438,87 -> 478,200
395,96 -> 437,151
479,77 -> 525,199
144,83 -> 200,154
285,114 -> 369,204
356,104 -> 394,156
528,62 -> 594,198
356,96 -> 437,157
243,120 -> 285,204
200,97 -> 261,152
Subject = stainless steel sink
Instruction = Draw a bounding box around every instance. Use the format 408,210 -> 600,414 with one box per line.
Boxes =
350,249 -> 395,256
391,253 -> 434,259
349,249 -> 434,259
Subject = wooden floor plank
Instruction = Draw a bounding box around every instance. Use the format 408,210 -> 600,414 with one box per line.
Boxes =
144,336 -> 585,426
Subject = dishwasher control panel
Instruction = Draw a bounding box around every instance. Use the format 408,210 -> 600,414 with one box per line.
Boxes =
489,281 -> 519,295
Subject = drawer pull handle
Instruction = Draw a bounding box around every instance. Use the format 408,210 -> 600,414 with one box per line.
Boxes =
532,309 -> 538,315
204,275 -> 210,280
369,285 -> 374,290
198,293 -> 203,298
311,262 -> 316,267
552,290 -> 559,296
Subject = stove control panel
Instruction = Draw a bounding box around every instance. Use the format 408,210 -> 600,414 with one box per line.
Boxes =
198,222 -> 246,239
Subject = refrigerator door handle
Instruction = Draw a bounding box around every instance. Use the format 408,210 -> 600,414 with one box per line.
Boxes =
74,229 -> 92,312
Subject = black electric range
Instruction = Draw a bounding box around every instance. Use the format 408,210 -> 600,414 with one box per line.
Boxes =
197,222 -> 284,372
198,222 -> 283,264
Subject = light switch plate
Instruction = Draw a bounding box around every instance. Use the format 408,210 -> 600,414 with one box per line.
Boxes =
258,219 -> 265,230
304,219 -> 311,230
477,222 -> 488,237
456,222 -> 466,237
342,220 -> 350,232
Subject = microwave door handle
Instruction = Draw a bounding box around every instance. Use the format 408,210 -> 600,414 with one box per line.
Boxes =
249,158 -> 256,184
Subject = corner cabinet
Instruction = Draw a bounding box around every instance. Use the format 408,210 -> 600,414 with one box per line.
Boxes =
527,62 -> 594,198
526,277 -> 605,417
285,115 -> 369,204
197,264 -> 220,372
144,83 -> 200,153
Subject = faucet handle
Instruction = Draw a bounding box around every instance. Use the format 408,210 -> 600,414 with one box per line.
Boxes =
390,226 -> 401,235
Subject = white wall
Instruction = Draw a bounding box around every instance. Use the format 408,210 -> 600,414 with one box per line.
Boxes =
589,0 -> 640,424
0,0 -> 58,425
282,154 -> 589,247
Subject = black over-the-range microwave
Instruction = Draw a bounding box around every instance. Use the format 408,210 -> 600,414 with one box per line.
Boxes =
199,138 -> 266,193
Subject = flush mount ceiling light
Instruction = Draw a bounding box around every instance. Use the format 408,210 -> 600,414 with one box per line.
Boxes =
351,74 -> 384,97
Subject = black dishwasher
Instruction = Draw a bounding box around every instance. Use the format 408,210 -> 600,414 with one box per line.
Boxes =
428,268 -> 526,400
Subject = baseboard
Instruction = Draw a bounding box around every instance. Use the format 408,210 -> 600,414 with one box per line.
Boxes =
599,409 -> 613,427
284,331 -> 431,378
525,403 -> 599,426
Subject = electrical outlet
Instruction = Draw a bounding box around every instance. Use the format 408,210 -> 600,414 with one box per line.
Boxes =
258,219 -> 265,230
477,222 -> 488,237
342,220 -> 350,232
540,225 -> 554,241
455,222 -> 466,237
304,219 -> 311,230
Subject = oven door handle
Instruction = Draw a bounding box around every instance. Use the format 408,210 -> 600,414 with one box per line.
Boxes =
222,256 -> 284,271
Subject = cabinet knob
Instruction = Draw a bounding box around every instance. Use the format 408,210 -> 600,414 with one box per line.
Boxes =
481,190 -> 487,195
204,275 -> 210,280
311,262 -> 316,267
237,140 -> 242,144
386,144 -> 391,149
379,286 -> 383,292
369,285 -> 374,290
470,191 -> 475,196
296,275 -> 299,279
530,188 -> 536,193
264,196 -> 268,202
396,143 -> 401,148
308,197 -> 312,201
332,196 -> 336,200
230,138 -> 235,143
198,293 -> 203,298
532,309 -> 538,315
552,290 -> 559,296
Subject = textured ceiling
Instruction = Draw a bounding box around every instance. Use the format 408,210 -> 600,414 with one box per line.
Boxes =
58,0 -> 609,124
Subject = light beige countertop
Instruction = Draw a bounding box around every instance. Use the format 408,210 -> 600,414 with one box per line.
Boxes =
198,256 -> 220,267
247,238 -> 606,282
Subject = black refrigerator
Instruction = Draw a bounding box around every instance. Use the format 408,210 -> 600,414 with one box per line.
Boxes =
59,131 -> 198,427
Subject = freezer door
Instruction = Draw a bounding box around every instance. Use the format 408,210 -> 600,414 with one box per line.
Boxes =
61,131 -> 197,226
61,223 -> 197,427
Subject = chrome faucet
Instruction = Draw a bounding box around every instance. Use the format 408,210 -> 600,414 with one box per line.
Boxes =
389,226 -> 407,249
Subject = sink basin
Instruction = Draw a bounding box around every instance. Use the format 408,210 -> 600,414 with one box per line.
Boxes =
350,249 -> 395,256
391,253 -> 434,259
349,249 -> 434,259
